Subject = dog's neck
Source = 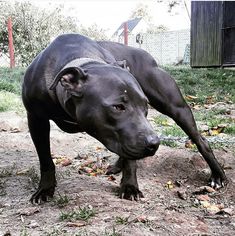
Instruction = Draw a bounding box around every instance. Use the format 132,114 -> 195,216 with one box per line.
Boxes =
62,57 -> 106,70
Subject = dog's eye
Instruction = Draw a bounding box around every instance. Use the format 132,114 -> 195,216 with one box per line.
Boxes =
113,104 -> 126,112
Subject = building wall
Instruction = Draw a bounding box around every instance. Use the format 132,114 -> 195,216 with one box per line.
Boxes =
126,29 -> 190,65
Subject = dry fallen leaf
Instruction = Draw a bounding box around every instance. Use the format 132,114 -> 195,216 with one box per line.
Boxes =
53,156 -> 71,165
201,131 -> 209,136
16,169 -> 29,175
66,221 -> 86,227
135,215 -> 148,223
61,158 -> 72,167
107,175 -> 116,181
192,104 -> 201,110
196,194 -> 210,201
166,181 -> 174,189
200,200 -> 211,208
206,96 -> 216,104
185,139 -> 196,149
78,159 -> 107,176
194,186 -> 216,194
202,186 -> 216,193
89,172 -> 97,177
10,128 -> 21,133
161,120 -> 172,126
206,205 -> 221,214
82,167 -> 93,173
185,95 -> 198,100
199,200 -> 221,214
208,124 -> 227,136
96,146 -> 103,151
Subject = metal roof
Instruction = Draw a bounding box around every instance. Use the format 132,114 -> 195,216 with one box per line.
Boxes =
113,18 -> 142,36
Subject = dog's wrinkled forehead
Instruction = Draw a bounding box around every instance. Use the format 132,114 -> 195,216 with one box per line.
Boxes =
88,65 -> 148,103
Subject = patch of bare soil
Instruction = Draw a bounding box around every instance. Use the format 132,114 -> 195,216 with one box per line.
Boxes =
0,110 -> 235,236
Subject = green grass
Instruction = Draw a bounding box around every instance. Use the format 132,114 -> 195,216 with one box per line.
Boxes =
193,109 -> 226,121
115,216 -> 129,225
224,125 -> 235,135
161,140 -> 179,147
164,67 -> 235,104
54,194 -> 69,208
153,114 -> 171,126
45,228 -> 73,236
0,67 -> 25,94
161,125 -> 185,137
0,91 -> 24,113
192,109 -> 235,135
60,206 -> 96,221
20,227 -> 30,236
26,166 -> 40,189
0,179 -> 6,196
0,67 -> 25,113
104,228 -> 122,236
0,163 -> 17,178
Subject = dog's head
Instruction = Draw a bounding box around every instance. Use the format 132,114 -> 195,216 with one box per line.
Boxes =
50,63 -> 160,159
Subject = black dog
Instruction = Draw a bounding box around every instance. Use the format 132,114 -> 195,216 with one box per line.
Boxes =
22,34 -> 226,203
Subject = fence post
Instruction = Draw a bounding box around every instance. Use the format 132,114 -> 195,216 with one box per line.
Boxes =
124,22 -> 128,45
7,17 -> 15,68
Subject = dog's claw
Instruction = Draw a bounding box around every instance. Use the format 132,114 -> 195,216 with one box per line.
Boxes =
119,184 -> 144,201
121,193 -> 125,199
215,183 -> 221,190
210,180 -> 216,188
30,186 -> 55,204
209,174 -> 227,190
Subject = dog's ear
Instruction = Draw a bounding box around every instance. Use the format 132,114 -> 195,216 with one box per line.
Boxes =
50,67 -> 88,93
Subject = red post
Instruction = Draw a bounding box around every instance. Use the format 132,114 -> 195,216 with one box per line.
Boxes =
7,17 -> 15,68
124,22 -> 128,45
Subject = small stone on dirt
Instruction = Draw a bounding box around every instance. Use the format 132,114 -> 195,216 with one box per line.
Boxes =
28,220 -> 40,228
177,190 -> 188,200
18,207 -> 40,216
217,208 -> 234,216
196,194 -> 210,201
194,186 -> 216,194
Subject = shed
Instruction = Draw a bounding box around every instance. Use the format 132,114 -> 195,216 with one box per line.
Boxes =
191,1 -> 235,67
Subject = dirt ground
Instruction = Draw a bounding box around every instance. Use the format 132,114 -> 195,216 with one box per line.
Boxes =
0,110 -> 235,236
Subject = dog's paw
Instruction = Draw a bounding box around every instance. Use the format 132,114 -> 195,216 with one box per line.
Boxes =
209,174 -> 228,190
30,185 -> 55,204
119,184 -> 144,201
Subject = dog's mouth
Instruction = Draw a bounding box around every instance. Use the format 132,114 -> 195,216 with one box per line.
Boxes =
121,146 -> 143,159
92,132 -> 158,160
121,145 -> 157,160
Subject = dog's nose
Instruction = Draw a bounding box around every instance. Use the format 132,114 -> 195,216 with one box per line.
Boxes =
144,135 -> 160,156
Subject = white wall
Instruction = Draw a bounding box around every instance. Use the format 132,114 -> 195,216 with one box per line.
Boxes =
119,29 -> 190,65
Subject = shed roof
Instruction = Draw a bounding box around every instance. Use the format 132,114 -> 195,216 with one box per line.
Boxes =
113,18 -> 142,36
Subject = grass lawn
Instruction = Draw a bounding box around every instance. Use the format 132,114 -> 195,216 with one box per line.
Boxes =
0,67 -> 25,113
164,66 -> 235,104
